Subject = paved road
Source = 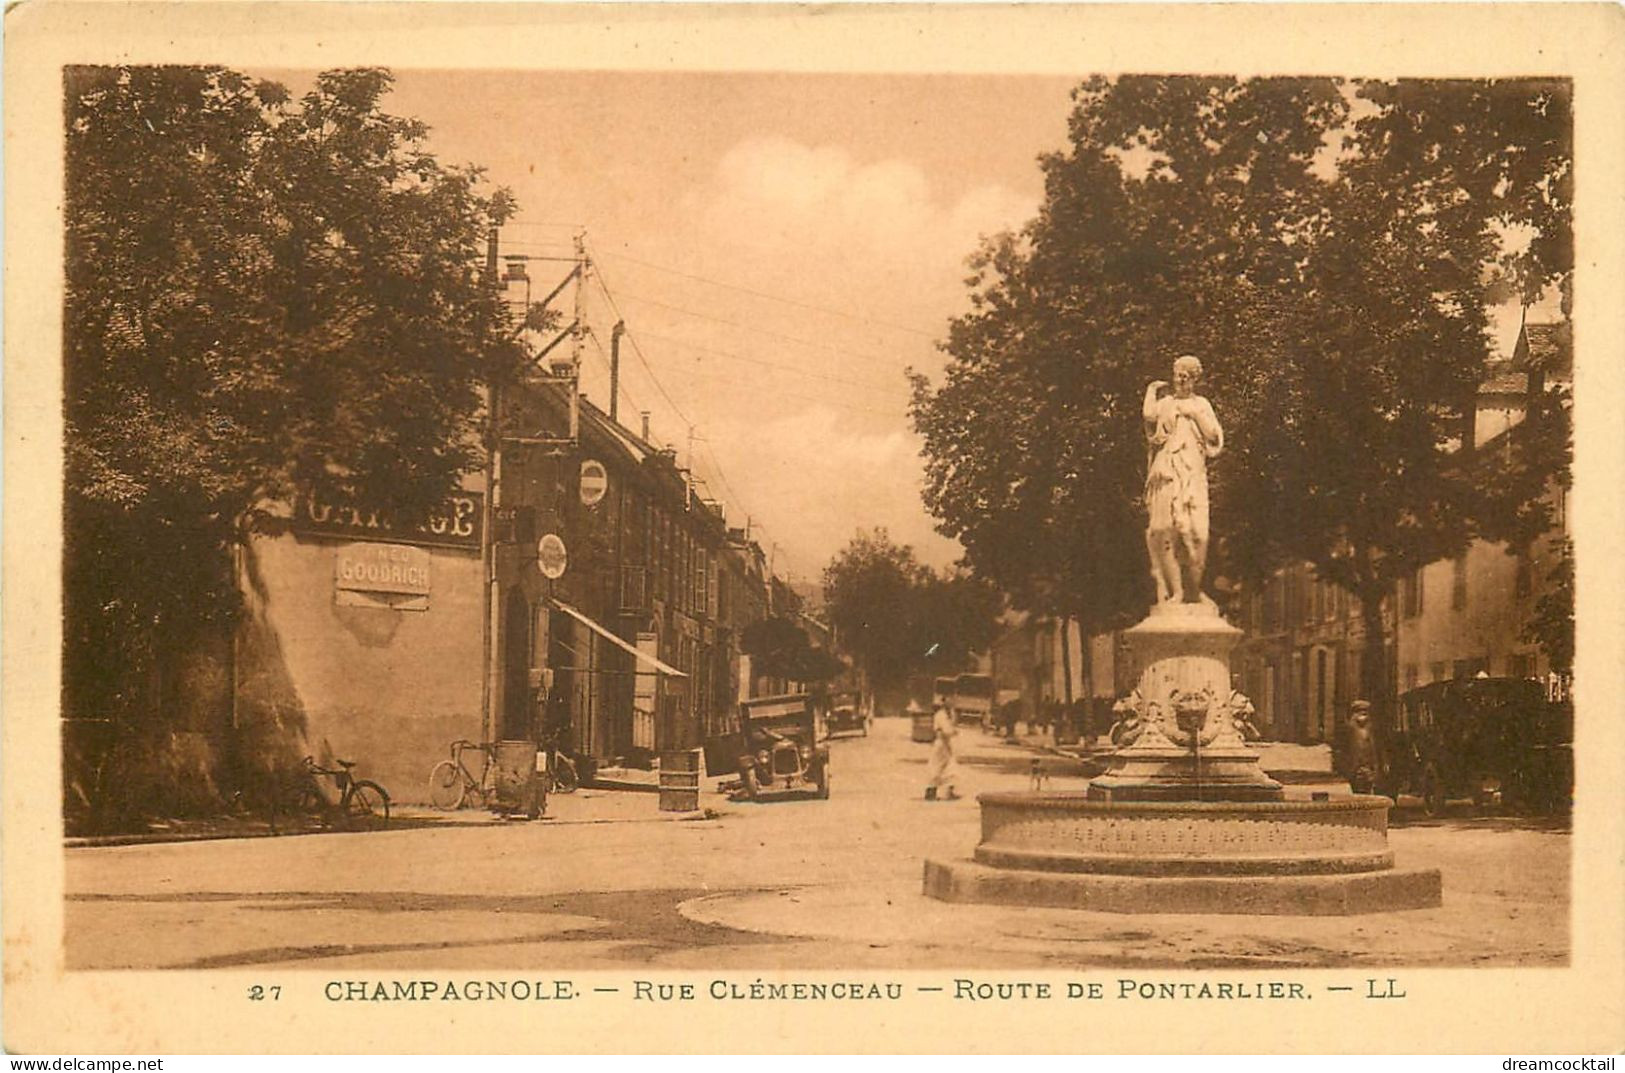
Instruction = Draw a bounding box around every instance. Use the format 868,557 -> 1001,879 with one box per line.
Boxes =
64,717 -> 1569,970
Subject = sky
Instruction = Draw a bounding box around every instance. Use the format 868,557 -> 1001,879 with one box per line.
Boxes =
267,68 -> 1552,586
365,70 -> 1081,582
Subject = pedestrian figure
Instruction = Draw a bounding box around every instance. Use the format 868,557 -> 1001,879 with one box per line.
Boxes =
925,703 -> 961,801
1341,700 -> 1383,795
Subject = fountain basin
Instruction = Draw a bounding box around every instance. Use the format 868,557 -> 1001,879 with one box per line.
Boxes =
924,791 -> 1442,915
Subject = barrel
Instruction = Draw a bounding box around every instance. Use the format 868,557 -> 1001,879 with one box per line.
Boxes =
493,739 -> 542,817
658,749 -> 702,812
911,713 -> 935,743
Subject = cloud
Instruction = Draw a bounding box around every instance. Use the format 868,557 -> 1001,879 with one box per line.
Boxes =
609,136 -> 1037,575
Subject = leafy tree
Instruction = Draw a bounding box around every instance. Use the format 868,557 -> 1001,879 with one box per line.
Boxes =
822,529 -> 1000,696
912,76 -> 1572,716
740,616 -> 843,685
1523,537 -> 1573,675
64,67 -> 526,781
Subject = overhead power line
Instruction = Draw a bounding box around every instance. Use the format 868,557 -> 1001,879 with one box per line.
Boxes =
633,327 -> 910,396
612,287 -> 914,371
596,248 -> 941,340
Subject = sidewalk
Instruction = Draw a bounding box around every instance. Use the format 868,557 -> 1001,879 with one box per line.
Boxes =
65,781 -> 721,848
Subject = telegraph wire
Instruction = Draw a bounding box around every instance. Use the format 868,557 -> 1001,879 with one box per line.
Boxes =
611,287 -> 913,371
633,327 -> 910,396
594,247 -> 940,339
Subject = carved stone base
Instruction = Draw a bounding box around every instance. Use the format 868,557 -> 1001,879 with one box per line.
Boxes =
1087,744 -> 1284,802
923,792 -> 1441,915
924,858 -> 1444,916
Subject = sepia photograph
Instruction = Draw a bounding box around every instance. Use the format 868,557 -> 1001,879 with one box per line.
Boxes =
6,1 -> 1624,1056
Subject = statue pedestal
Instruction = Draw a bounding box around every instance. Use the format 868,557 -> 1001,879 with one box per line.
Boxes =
1086,601 -> 1282,802
920,598 -> 1440,915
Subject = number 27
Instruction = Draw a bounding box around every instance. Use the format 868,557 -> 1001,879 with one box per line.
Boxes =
248,985 -> 282,1001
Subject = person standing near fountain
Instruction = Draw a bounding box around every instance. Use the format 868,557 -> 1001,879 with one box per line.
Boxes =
1143,354 -> 1224,606
924,701 -> 961,801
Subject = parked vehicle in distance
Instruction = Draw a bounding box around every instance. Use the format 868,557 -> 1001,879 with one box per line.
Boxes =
824,689 -> 868,737
732,693 -> 830,801
1381,677 -> 1573,816
932,676 -> 956,711
953,673 -> 996,728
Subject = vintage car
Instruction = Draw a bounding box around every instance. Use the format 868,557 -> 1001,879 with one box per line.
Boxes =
1382,677 -> 1573,816
824,690 -> 868,737
952,673 -> 996,728
732,693 -> 830,801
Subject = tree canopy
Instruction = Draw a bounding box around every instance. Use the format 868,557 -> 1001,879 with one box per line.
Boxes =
911,76 -> 1572,706
64,66 -> 527,726
822,530 -> 1001,696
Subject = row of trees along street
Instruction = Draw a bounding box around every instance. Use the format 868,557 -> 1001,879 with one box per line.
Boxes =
910,77 -> 1574,716
65,68 -> 542,819
821,530 -> 1003,710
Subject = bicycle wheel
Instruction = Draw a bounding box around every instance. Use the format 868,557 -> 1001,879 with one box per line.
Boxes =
553,758 -> 580,794
428,761 -> 466,810
345,780 -> 390,831
277,785 -> 327,834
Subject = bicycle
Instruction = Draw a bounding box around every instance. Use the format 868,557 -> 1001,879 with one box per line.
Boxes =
429,739 -> 497,810
540,731 -> 580,794
278,756 -> 390,832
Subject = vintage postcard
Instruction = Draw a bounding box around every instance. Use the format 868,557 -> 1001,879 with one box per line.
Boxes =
5,2 -> 1624,1056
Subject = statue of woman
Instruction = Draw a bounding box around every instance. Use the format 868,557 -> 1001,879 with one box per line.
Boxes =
1143,354 -> 1224,604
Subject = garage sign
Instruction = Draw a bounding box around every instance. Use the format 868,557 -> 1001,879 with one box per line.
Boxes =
538,533 -> 568,579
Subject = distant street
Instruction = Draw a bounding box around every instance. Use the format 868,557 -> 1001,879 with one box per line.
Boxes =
66,717 -> 1568,971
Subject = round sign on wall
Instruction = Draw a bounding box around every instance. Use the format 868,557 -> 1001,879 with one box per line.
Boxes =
537,533 -> 568,579
579,459 -> 608,507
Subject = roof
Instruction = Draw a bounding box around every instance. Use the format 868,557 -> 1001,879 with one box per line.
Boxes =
1513,320 -> 1573,378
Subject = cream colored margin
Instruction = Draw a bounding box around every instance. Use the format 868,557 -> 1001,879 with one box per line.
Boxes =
5,2 -> 1623,1055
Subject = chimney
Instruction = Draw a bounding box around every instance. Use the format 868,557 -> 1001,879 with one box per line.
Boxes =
641,411 -> 651,441
610,321 -> 625,424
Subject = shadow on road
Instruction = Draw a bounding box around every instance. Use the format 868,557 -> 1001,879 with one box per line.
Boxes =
69,887 -> 793,969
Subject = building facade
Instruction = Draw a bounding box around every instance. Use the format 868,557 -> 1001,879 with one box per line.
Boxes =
232,367 -> 780,801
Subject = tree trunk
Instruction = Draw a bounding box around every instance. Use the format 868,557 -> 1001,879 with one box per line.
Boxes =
1357,581 -> 1393,727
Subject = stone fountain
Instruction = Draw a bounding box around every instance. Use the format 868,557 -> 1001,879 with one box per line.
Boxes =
923,356 -> 1441,915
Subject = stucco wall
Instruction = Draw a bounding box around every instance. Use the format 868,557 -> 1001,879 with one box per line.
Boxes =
242,532 -> 484,804
1397,538 -> 1547,690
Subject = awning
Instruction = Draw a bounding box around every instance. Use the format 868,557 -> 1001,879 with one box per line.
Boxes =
549,600 -> 688,678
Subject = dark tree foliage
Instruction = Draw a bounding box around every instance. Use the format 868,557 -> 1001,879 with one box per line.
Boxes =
740,616 -> 843,685
822,530 -> 1001,694
912,76 -> 1572,713
1523,537 -> 1574,675
64,66 -> 527,730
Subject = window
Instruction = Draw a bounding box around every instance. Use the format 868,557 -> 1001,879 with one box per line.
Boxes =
1451,555 -> 1468,611
1453,657 -> 1486,680
1402,570 -> 1425,618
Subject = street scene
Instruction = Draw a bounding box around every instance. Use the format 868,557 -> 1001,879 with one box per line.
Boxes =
52,60 -> 1575,979
66,717 -> 1568,971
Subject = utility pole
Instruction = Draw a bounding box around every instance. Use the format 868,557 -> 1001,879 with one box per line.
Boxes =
568,231 -> 587,444
480,227 -> 502,746
685,425 -> 695,510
